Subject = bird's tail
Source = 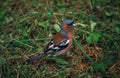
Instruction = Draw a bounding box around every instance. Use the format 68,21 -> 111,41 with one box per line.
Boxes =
26,52 -> 45,64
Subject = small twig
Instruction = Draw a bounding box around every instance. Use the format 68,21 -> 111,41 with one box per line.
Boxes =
87,0 -> 93,10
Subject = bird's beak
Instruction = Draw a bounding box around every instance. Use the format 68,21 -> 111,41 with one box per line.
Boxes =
72,23 -> 76,27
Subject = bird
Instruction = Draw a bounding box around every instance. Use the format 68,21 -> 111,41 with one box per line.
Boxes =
27,19 -> 76,63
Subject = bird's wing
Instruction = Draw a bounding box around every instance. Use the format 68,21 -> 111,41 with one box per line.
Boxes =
43,38 -> 69,55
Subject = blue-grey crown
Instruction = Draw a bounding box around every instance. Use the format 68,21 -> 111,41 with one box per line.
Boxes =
62,19 -> 76,27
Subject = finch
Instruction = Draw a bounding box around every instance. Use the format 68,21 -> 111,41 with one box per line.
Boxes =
27,19 -> 76,63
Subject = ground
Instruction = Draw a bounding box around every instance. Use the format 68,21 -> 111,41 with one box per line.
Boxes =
0,0 -> 120,78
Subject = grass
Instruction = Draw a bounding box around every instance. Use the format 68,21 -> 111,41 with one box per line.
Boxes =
0,0 -> 120,78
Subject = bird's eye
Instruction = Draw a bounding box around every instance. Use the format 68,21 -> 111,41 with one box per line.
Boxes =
68,22 -> 74,26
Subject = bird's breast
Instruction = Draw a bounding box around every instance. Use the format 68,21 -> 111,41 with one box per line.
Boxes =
53,32 -> 67,45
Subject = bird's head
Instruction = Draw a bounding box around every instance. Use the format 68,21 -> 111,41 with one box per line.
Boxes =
61,19 -> 76,35
62,19 -> 76,29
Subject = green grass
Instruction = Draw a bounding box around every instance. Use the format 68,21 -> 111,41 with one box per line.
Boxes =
0,0 -> 120,78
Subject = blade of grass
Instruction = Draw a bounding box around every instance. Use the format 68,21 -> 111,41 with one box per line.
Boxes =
14,40 -> 33,48
73,38 -> 94,64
